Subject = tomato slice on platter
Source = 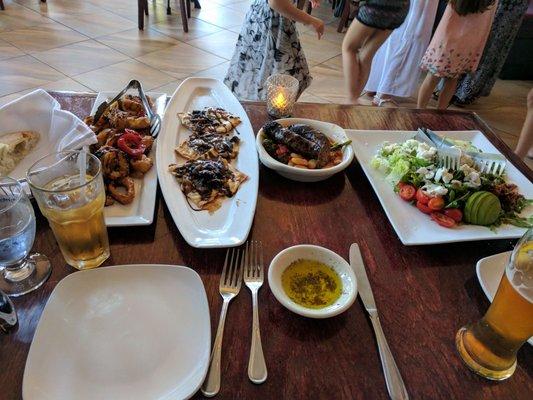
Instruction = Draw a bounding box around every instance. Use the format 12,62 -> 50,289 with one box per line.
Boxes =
416,188 -> 430,205
428,196 -> 445,211
416,201 -> 432,214
444,208 -> 463,222
399,184 -> 416,201
431,212 -> 456,228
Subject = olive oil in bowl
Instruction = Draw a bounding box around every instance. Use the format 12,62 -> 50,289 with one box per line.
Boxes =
281,259 -> 342,309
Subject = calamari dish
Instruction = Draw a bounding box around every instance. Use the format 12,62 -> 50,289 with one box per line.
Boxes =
261,122 -> 351,169
84,95 -> 154,206
169,106 -> 247,212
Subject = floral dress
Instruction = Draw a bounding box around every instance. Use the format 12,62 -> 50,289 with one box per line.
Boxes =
224,0 -> 311,101
420,1 -> 498,78
454,0 -> 529,104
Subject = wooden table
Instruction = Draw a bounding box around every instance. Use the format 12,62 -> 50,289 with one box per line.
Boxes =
1,92 -> 532,399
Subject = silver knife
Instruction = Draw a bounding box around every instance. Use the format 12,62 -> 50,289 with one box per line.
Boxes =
350,243 -> 409,400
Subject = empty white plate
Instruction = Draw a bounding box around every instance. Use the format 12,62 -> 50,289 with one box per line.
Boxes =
475,251 -> 532,346
23,265 -> 211,399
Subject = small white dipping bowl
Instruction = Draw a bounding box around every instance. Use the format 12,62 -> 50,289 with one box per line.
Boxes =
268,245 -> 357,319
256,118 -> 354,182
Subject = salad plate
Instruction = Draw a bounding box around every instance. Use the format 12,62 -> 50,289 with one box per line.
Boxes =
156,78 -> 259,248
475,251 -> 532,346
23,264 -> 211,400
348,130 -> 532,245
90,91 -> 166,227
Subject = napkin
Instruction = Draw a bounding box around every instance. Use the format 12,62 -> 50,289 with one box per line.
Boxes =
0,89 -> 97,180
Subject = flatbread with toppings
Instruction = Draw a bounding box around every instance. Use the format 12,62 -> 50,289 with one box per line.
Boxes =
168,158 -> 247,212
178,107 -> 241,135
0,131 -> 40,176
175,133 -> 240,160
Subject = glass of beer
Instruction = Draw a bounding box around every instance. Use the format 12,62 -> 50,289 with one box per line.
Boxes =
456,228 -> 533,380
27,151 -> 110,270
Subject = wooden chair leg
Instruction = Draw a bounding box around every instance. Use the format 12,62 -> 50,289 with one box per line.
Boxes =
167,0 -> 171,15
186,0 -> 191,17
337,0 -> 350,33
138,0 -> 145,30
180,0 -> 188,32
144,0 -> 148,16
296,0 -> 306,10
306,1 -> 312,14
0,0 -> 4,11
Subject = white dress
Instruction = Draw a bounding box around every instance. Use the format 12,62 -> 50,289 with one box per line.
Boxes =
364,0 -> 438,98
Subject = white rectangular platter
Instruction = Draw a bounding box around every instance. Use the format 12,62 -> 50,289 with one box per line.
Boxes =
156,78 -> 259,248
348,130 -> 533,245
90,91 -> 166,226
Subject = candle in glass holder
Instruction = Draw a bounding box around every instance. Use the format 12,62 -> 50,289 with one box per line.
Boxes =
265,74 -> 299,118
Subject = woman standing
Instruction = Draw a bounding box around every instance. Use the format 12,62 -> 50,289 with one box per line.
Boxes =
453,0 -> 529,105
342,0 -> 410,104
362,0 -> 439,106
417,0 -> 498,109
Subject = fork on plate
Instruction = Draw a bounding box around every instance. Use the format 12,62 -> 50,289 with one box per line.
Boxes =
243,241 -> 268,384
201,248 -> 243,397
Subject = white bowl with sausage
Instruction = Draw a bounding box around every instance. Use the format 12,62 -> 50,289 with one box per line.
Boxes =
255,118 -> 354,182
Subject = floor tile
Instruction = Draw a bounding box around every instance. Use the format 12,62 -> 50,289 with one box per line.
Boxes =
187,30 -> 238,60
96,28 -> 178,58
0,55 -> 66,96
136,42 -> 226,78
307,63 -> 346,104
192,61 -> 230,80
0,2 -> 52,31
32,40 -> 129,75
151,15 -> 223,41
191,4 -> 246,29
51,10 -> 136,38
15,0 -> 101,17
0,39 -> 25,61
73,59 -> 176,92
300,34 -> 342,66
223,1 -> 251,14
1,22 -> 88,53
151,79 -> 184,97
303,21 -> 347,45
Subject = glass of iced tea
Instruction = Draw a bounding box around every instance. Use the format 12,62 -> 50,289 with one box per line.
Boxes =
27,151 -> 110,270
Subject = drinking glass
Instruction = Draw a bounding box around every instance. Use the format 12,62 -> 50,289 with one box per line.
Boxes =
0,177 -> 51,297
456,228 -> 533,380
27,151 -> 110,270
265,74 -> 299,118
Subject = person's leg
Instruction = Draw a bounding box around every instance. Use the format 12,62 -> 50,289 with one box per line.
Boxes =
342,20 -> 390,104
417,72 -> 440,108
437,77 -> 459,109
515,88 -> 533,159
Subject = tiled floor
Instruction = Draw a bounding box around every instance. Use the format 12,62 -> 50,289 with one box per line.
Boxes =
1,0 -> 531,160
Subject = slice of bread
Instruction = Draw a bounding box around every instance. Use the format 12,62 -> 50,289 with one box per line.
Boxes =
0,131 -> 40,176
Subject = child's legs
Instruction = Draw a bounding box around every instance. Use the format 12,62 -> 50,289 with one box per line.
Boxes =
417,72 -> 440,108
437,77 -> 459,109
342,20 -> 390,103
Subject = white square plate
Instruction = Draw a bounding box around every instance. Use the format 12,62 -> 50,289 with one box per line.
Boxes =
23,264 -> 211,400
91,92 -> 166,226
348,130 -> 533,245
475,251 -> 532,346
156,78 -> 259,248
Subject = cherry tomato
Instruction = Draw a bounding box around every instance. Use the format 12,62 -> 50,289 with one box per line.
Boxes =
431,212 -> 456,228
397,182 -> 408,189
416,201 -> 432,214
416,188 -> 430,205
444,208 -> 463,222
428,196 -> 445,211
117,129 -> 146,158
399,184 -> 416,201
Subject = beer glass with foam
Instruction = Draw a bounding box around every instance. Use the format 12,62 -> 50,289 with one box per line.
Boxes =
456,228 -> 533,380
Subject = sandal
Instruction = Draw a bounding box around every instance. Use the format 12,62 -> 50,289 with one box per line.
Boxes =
357,91 -> 376,106
372,95 -> 398,108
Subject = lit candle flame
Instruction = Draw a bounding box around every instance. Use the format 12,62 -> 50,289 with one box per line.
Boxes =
272,91 -> 287,109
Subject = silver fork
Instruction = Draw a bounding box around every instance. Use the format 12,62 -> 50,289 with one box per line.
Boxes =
243,241 -> 268,384
201,248 -> 244,397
